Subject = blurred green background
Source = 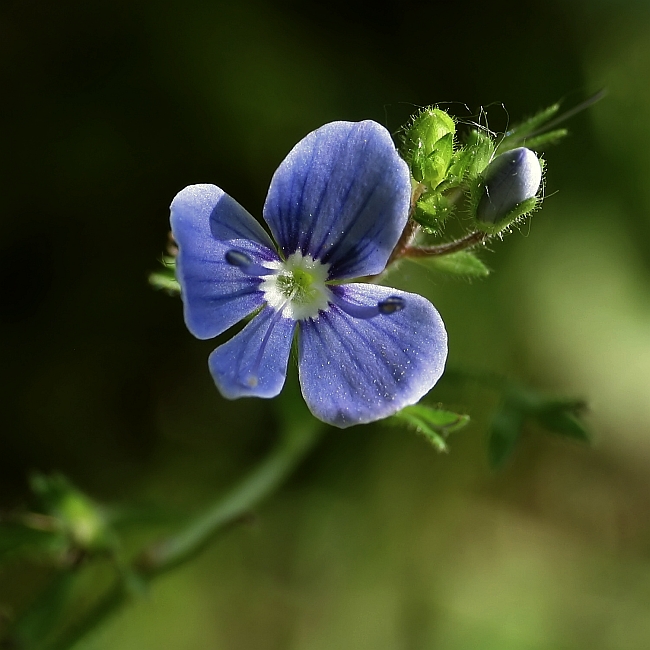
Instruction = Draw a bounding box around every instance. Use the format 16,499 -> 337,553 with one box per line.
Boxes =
2,0 -> 650,648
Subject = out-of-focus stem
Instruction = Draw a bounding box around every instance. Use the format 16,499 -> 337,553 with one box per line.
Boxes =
43,421 -> 323,650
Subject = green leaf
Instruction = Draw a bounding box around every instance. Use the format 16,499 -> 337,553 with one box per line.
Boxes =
533,398 -> 590,442
413,192 -> 453,232
29,473 -> 118,554
473,195 -> 540,235
149,255 -> 180,295
389,405 -> 470,452
414,251 -> 490,278
488,406 -> 524,469
148,270 -> 181,294
461,129 -> 495,178
497,91 -> 605,153
0,520 -> 63,563
497,103 -> 561,152
522,128 -> 568,150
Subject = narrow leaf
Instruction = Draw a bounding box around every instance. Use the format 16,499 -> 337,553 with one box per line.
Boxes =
497,103 -> 561,152
522,128 -> 568,150
390,405 -> 470,452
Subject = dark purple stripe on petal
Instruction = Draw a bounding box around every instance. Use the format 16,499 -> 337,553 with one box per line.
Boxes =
263,121 -> 410,279
298,283 -> 447,428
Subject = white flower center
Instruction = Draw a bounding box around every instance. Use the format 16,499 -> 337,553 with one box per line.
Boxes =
261,251 -> 332,320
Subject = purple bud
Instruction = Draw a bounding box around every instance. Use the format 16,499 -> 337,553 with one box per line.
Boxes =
476,147 -> 542,224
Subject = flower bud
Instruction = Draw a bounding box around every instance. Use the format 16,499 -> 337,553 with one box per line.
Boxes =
476,147 -> 542,225
402,107 -> 456,186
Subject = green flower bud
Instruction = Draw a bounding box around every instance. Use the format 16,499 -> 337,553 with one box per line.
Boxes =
402,107 -> 456,187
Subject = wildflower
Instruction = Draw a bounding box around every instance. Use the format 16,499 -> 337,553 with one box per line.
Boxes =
170,121 -> 447,427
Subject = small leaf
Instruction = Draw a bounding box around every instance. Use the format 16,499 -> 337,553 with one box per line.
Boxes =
488,407 -> 524,469
389,405 -> 470,452
534,398 -> 590,442
537,411 -> 590,441
461,129 -> 495,178
497,103 -> 561,152
497,90 -> 605,153
413,193 -> 453,232
413,251 -> 490,278
29,473 -> 118,554
0,520 -> 63,563
148,271 -> 181,294
522,128 -> 568,150
149,255 -> 180,294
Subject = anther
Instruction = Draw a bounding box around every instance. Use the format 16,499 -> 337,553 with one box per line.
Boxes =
225,249 -> 275,276
377,296 -> 405,314
333,294 -> 405,319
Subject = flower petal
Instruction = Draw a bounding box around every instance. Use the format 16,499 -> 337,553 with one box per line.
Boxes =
263,121 -> 411,280
209,307 -> 297,399
171,184 -> 279,339
298,284 -> 447,428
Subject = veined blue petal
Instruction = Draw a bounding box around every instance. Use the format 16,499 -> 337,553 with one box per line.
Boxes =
298,284 -> 447,428
263,121 -> 411,280
171,185 -> 279,339
209,307 -> 297,399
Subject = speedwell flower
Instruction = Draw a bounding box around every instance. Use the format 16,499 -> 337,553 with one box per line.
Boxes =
170,120 -> 447,428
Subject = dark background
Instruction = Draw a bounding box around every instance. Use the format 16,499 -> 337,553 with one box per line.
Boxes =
2,1 -> 650,648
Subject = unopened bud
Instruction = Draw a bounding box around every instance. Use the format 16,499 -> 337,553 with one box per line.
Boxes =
476,147 -> 542,225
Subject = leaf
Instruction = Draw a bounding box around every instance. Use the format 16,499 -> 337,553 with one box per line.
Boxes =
488,406 -> 524,469
149,255 -> 180,294
497,103 -> 561,152
413,192 -> 453,232
0,520 -> 63,563
522,128 -> 568,150
389,405 -> 470,452
460,129 -> 495,178
497,91 -> 605,153
413,251 -> 490,278
534,398 -> 590,442
148,270 -> 181,294
29,473 -> 118,554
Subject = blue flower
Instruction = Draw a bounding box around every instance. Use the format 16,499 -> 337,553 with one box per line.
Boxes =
170,120 -> 448,428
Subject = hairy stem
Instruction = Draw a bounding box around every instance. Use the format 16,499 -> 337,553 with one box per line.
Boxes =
387,182 -> 426,266
42,421 -> 323,650
402,231 -> 487,258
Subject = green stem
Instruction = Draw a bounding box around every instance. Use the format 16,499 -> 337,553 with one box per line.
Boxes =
386,182 -> 426,266
402,231 -> 487,258
43,421 -> 323,650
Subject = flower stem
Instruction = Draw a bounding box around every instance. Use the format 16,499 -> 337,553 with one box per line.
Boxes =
402,231 -> 487,258
387,182 -> 426,266
42,420 -> 323,650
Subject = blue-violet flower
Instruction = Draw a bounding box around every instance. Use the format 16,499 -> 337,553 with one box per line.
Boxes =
170,120 -> 448,427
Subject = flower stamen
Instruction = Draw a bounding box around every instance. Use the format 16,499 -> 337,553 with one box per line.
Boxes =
225,249 -> 275,276
260,251 -> 331,320
332,294 -> 405,319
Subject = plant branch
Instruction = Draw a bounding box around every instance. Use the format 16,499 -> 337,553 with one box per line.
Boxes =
402,231 -> 487,258
42,420 -> 323,650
